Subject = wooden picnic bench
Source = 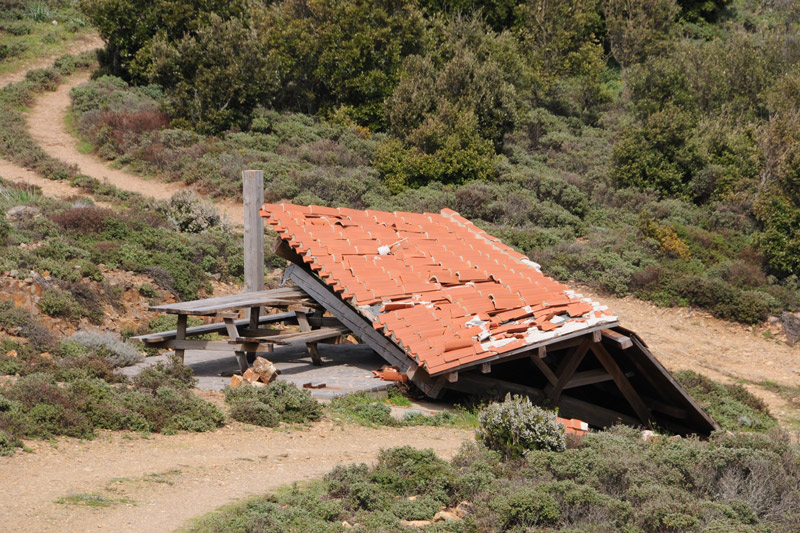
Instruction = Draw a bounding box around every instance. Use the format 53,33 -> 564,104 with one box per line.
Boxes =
131,287 -> 350,372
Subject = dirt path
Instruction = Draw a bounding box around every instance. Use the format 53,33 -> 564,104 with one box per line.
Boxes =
0,416 -> 472,532
27,73 -> 244,225
0,36 -> 104,200
0,35 -> 103,88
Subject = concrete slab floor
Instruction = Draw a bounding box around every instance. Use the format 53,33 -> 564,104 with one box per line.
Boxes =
122,343 -> 397,399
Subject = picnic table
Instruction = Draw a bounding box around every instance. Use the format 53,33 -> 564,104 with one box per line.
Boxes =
131,287 -> 350,372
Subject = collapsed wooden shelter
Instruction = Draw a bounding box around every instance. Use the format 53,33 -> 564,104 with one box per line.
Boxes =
135,197 -> 718,436
260,203 -> 719,436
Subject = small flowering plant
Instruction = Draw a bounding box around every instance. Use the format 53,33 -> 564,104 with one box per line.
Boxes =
476,393 -> 566,457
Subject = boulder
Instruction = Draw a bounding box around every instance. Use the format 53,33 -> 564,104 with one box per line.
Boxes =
432,511 -> 461,522
782,312 -> 800,344
253,356 -> 278,383
243,368 -> 261,383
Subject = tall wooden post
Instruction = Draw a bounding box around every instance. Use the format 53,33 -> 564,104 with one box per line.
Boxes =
243,170 -> 265,330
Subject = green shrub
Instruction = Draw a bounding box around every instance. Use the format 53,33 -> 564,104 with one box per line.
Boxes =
68,330 -> 144,368
224,381 -> 322,427
133,355 -> 197,392
159,190 -> 225,234
39,288 -> 81,320
674,371 -> 778,432
476,394 -> 566,457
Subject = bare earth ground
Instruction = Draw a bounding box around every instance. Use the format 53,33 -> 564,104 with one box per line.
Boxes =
26,73 -> 245,225
0,36 -> 104,201
0,415 -> 471,532
1,37 -> 799,533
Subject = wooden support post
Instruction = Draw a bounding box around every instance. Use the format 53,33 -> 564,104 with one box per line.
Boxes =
590,341 -> 653,426
447,372 -> 458,383
243,170 -> 265,295
243,170 -> 264,366
592,330 -> 602,343
175,314 -> 187,363
538,345 -> 546,358
480,363 -> 491,374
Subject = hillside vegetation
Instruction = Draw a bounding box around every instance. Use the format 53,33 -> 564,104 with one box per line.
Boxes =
71,0 -> 800,324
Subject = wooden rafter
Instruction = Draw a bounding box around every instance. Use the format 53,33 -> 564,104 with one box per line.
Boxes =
589,341 -> 653,426
545,339 -> 592,401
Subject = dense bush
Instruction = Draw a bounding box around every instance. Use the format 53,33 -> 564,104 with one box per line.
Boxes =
476,394 -> 566,457
675,370 -> 778,432
188,427 -> 800,532
0,355 -> 224,454
68,330 -> 143,368
224,381 -> 322,427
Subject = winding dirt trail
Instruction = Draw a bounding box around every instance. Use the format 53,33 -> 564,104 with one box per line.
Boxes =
0,36 -> 104,200
27,73 -> 244,224
0,416 -> 472,532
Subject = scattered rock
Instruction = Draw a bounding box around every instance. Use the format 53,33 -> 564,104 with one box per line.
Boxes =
253,356 -> 278,383
230,374 -> 244,388
400,520 -> 432,528
341,521 -> 352,529
5,350 -> 17,358
432,511 -> 461,522
454,501 -> 474,517
7,205 -> 40,221
781,312 -> 800,344
39,352 -> 51,359
243,367 -> 260,383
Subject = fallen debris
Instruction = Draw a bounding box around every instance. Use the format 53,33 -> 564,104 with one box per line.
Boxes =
302,382 -> 326,389
372,365 -> 408,383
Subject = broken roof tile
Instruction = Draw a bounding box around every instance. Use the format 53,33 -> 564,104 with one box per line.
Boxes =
262,204 -> 616,375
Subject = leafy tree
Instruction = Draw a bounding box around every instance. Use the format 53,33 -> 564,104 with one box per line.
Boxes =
417,0 -> 518,30
676,0 -> 732,22
514,0 -> 609,120
258,0 -> 425,130
148,14 -> 278,133
80,0 -> 249,82
603,0 -> 679,67
754,70 -> 800,275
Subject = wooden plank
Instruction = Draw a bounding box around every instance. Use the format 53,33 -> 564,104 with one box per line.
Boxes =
149,288 -> 307,315
601,329 -> 632,349
243,169 -> 265,294
544,339 -> 591,401
590,341 -> 653,426
529,352 -> 558,385
562,368 -> 617,390
131,312 -> 299,343
144,340 -> 275,352
285,264 -> 410,371
627,335 -> 719,432
236,326 -> 349,346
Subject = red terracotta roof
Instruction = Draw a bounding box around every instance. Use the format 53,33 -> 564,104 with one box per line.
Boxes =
261,204 -> 617,375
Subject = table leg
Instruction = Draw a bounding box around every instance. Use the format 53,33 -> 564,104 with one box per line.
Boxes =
246,306 -> 260,364
175,314 -> 187,363
307,342 -> 322,366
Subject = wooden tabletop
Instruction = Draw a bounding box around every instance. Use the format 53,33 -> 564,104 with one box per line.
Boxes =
149,287 -> 312,316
